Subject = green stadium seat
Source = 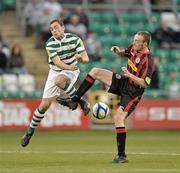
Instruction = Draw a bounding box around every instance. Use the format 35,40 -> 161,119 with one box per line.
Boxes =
170,49 -> 180,62
120,12 -> 147,23
144,89 -> 168,98
102,48 -> 114,59
155,49 -> 170,62
151,12 -> 161,23
89,23 -> 101,33
88,12 -> 101,22
177,0 -> 180,4
100,12 -> 117,23
0,2 -> 4,12
111,24 -> 122,35
99,36 -> 113,47
1,0 -> 16,10
147,23 -> 160,32
112,37 -> 130,47
118,24 -> 130,34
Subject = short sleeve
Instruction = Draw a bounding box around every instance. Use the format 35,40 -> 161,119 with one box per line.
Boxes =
76,38 -> 85,54
140,57 -> 153,86
124,44 -> 133,57
45,42 -> 58,60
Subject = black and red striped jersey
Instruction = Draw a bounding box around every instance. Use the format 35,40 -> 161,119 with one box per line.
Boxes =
124,44 -> 153,86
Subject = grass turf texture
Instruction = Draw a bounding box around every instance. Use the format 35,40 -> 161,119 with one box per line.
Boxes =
0,130 -> 180,173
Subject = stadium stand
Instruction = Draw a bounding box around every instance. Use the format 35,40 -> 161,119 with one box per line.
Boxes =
0,0 -> 179,99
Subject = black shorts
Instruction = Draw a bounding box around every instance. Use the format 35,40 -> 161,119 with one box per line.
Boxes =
108,73 -> 144,116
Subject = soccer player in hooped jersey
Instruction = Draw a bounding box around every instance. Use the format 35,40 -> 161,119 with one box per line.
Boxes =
58,31 -> 153,163
21,19 -> 90,147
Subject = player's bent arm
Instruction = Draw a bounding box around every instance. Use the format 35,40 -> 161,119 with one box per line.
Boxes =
111,46 -> 126,58
52,56 -> 77,70
129,74 -> 147,88
76,51 -> 89,63
121,67 -> 147,88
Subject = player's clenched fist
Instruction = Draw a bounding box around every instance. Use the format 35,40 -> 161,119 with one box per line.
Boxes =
111,46 -> 120,53
69,64 -> 78,71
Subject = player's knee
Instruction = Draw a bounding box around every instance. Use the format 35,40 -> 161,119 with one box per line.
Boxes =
54,78 -> 63,89
89,67 -> 100,79
113,114 -> 125,123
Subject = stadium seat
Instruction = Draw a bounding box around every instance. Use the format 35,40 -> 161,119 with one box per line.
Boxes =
155,49 -> 170,61
0,1 -> 5,12
99,36 -> 113,47
18,74 -> 35,93
88,12 -> 101,22
151,12 -> 161,23
89,23 -> 111,36
3,0 -> 16,9
100,12 -> 117,23
120,12 -> 147,23
2,74 -> 18,93
170,49 -> 180,62
111,24 -> 122,35
102,48 -> 114,60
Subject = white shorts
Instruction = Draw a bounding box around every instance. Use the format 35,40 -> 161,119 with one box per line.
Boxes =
42,69 -> 80,98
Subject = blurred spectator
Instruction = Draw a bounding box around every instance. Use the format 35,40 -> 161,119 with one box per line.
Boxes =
7,44 -> 27,75
65,15 -> 87,39
58,7 -> 71,25
44,0 -> 63,19
37,6 -> 52,47
0,33 -> 10,58
74,6 -> 89,29
166,71 -> 180,98
23,0 -> 43,36
0,46 -> 8,74
152,22 -> 175,48
85,31 -> 102,62
150,57 -> 159,89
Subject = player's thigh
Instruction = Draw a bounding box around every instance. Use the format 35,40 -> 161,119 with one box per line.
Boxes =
54,74 -> 70,88
55,70 -> 80,87
89,68 -> 113,86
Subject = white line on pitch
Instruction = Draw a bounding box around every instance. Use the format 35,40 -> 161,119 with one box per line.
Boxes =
0,150 -> 180,156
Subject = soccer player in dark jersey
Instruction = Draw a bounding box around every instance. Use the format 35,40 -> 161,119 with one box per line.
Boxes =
57,31 -> 153,163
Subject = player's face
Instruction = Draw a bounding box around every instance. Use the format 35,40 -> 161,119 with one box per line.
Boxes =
50,22 -> 65,39
133,34 -> 145,51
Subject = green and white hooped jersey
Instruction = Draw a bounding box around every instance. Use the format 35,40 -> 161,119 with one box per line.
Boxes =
46,33 -> 85,71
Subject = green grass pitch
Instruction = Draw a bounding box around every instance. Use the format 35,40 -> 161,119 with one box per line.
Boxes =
0,130 -> 180,173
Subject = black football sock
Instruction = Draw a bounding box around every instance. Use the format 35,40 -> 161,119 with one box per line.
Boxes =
116,127 -> 127,157
72,74 -> 95,102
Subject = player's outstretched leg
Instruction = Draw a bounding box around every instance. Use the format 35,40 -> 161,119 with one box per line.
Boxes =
21,109 -> 45,147
56,97 -> 78,110
111,154 -> 128,163
79,98 -> 90,115
21,127 -> 34,147
57,96 -> 90,116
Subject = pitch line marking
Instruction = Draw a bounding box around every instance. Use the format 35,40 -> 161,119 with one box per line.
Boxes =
0,150 -> 180,156
1,168 -> 180,173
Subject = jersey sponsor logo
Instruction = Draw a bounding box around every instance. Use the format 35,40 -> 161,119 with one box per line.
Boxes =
115,74 -> 121,79
135,57 -> 140,64
145,76 -> 151,85
128,59 -> 137,72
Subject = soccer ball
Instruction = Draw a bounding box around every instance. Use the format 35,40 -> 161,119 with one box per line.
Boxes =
92,102 -> 109,119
